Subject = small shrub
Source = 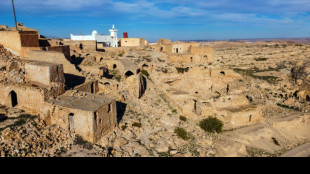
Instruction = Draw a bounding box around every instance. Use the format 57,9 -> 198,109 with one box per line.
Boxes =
176,67 -> 189,74
158,152 -> 172,157
272,137 -> 280,146
276,103 -> 301,111
114,75 -> 121,82
174,127 -> 190,140
179,116 -> 187,122
233,68 -> 280,84
121,125 -> 127,131
254,57 -> 268,61
132,122 -> 142,128
142,69 -> 150,77
118,53 -> 123,57
74,135 -> 93,150
199,117 -> 223,133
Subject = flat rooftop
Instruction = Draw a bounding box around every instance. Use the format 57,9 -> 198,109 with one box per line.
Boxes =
48,91 -> 114,111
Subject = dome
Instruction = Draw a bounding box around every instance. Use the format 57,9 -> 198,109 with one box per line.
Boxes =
92,30 -> 98,36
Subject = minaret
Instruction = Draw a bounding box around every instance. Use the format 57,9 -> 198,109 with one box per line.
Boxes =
109,24 -> 118,47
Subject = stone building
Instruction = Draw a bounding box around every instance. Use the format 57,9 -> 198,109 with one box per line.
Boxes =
0,58 -> 117,143
47,91 -> 117,143
120,38 -> 146,47
171,42 -> 200,54
0,60 -> 66,114
0,29 -> 41,56
150,39 -> 213,64
0,25 -> 71,59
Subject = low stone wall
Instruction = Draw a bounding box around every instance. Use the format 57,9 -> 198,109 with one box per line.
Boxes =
20,31 -> 39,47
0,31 -> 22,55
26,50 -> 81,76
93,101 -> 117,143
74,80 -> 99,94
47,46 -> 70,59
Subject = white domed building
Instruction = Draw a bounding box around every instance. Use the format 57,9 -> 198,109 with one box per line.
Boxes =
70,25 -> 118,47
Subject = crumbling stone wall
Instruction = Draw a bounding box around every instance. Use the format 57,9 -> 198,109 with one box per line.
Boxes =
93,101 -> 117,143
0,31 -> 22,55
20,31 -> 39,47
0,83 -> 48,114
0,31 -> 41,56
74,80 -> 99,94
157,38 -> 172,45
26,51 -> 81,76
48,105 -> 95,142
25,61 -> 65,86
189,46 -> 213,62
47,46 -> 70,59
172,42 -> 200,54
169,54 -> 202,63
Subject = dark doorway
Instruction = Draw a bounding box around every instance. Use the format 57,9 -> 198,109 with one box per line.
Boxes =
69,113 -> 74,131
113,64 -> 117,69
10,91 -> 18,107
176,48 -> 179,53
91,83 -> 94,93
125,71 -> 134,78
64,74 -> 86,90
116,102 -> 127,123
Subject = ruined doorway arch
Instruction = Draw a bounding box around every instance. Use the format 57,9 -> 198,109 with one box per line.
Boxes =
142,64 -> 149,69
125,71 -> 134,78
91,82 -> 95,93
306,95 -> 310,102
69,113 -> 75,132
9,91 -> 18,107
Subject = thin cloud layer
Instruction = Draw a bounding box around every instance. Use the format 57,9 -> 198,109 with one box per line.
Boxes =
0,0 -> 309,40
1,0 -> 308,17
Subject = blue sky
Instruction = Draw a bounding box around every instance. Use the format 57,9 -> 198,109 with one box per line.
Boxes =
0,0 -> 309,42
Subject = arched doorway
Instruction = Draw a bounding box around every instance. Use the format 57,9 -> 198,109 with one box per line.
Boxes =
306,95 -> 310,102
125,71 -> 134,78
69,113 -> 74,131
10,91 -> 18,107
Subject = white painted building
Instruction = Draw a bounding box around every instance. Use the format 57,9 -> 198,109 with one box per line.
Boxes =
70,25 -> 118,47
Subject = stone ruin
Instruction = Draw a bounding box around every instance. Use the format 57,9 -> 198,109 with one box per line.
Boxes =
0,25 -> 149,145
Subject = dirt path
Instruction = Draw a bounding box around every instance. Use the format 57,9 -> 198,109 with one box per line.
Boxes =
281,142 -> 310,157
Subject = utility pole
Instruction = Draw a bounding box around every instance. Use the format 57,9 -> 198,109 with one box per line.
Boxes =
11,0 -> 18,31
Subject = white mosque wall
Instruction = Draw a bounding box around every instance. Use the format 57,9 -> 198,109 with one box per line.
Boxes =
71,34 -> 96,41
